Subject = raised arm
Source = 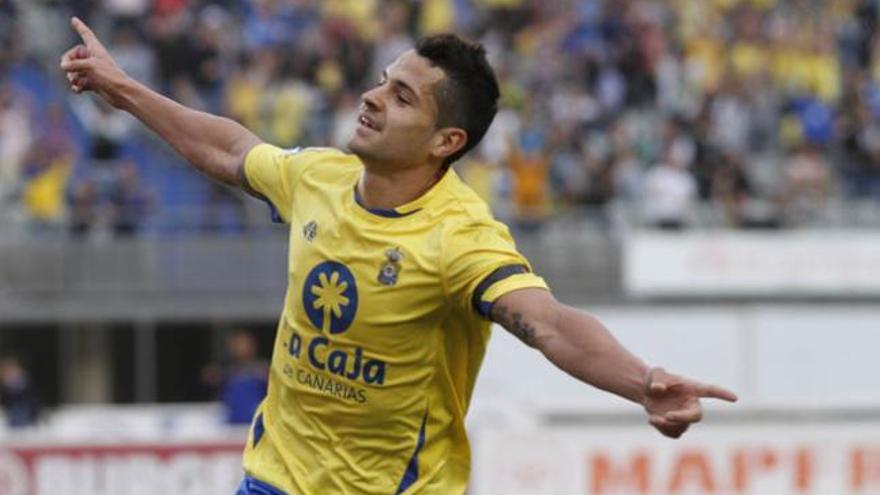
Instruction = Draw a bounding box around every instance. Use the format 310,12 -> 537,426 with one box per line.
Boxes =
59,17 -> 262,190
490,288 -> 738,438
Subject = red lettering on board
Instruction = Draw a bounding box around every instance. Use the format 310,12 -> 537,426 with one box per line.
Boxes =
590,451 -> 650,494
851,446 -> 880,491
668,450 -> 716,493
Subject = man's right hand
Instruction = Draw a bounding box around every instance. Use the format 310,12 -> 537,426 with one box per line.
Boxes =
58,16 -> 262,188
60,17 -> 128,108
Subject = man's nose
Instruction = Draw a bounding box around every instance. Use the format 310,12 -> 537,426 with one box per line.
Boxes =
360,87 -> 383,112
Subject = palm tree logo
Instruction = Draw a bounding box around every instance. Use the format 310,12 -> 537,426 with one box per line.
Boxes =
311,270 -> 350,332
302,261 -> 359,334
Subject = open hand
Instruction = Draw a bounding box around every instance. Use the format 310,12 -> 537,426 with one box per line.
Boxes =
59,17 -> 128,107
642,367 -> 738,439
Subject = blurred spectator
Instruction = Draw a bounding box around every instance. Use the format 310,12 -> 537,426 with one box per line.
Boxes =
331,90 -> 360,149
187,6 -> 232,113
640,145 -> 697,230
456,149 -> 499,209
549,135 -> 590,205
710,151 -> 781,229
607,119 -> 642,202
69,97 -> 141,233
241,0 -> 303,52
709,76 -> 752,155
69,180 -> 98,237
147,4 -> 193,100
109,24 -> 158,91
0,355 -> 39,428
0,82 -> 32,208
371,1 -> 414,78
106,0 -> 149,28
68,163 -> 155,238
72,97 -> 136,166
838,69 -> 880,199
0,0 -> 18,63
580,148 -> 617,209
5,0 -> 880,235
481,104 -> 522,166
419,0 -> 456,35
21,104 -> 75,231
226,50 -> 276,133
202,329 -> 268,424
109,161 -> 154,236
506,129 -> 551,229
782,143 -> 833,225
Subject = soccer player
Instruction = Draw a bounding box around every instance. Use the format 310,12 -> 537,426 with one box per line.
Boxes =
61,17 -> 738,495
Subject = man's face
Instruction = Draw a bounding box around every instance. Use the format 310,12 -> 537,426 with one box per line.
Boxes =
347,50 -> 446,169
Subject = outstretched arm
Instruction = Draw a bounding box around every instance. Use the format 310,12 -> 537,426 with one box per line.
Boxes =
490,288 -> 738,438
59,17 -> 262,190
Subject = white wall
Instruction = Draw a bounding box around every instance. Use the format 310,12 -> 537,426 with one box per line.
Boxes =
624,231 -> 880,297
471,304 -> 880,416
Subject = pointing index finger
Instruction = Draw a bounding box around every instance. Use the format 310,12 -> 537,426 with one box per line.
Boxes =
697,383 -> 739,402
71,17 -> 102,50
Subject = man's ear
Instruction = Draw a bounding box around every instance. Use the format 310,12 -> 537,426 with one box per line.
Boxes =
430,127 -> 468,162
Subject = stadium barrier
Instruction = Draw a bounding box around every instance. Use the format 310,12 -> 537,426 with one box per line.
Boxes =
1,438 -> 246,495
471,412 -> 880,495
2,404 -> 879,495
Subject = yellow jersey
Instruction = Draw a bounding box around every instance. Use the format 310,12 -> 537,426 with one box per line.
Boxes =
241,144 -> 548,494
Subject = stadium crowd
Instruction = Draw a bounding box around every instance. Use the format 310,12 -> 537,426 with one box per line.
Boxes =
1,0 -> 880,234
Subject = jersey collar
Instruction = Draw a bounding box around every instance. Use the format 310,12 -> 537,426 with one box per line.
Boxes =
352,168 -> 455,220
354,188 -> 421,218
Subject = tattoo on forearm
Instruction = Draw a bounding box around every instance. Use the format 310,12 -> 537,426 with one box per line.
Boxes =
492,304 -> 537,346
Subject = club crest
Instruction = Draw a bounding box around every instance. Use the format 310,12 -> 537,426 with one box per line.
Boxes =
302,220 -> 318,242
378,247 -> 404,286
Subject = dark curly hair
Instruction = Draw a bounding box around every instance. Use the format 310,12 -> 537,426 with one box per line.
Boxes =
416,34 -> 500,168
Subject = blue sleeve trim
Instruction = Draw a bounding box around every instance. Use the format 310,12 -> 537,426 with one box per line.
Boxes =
260,198 -> 284,224
236,475 -> 288,495
395,413 -> 428,494
252,413 -> 265,448
471,264 -> 529,319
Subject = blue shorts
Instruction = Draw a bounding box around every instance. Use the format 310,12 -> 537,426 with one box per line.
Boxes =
235,475 -> 288,495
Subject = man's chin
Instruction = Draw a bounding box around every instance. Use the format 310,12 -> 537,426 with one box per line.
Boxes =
347,138 -> 377,160
346,137 -> 362,155
346,136 -> 379,157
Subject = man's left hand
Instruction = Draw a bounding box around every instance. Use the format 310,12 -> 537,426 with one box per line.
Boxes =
642,367 -> 738,439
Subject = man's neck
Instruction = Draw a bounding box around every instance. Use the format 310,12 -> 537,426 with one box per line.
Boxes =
356,162 -> 444,210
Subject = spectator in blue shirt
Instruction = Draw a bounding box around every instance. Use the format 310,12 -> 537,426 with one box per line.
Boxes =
203,329 -> 268,424
0,355 -> 39,428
